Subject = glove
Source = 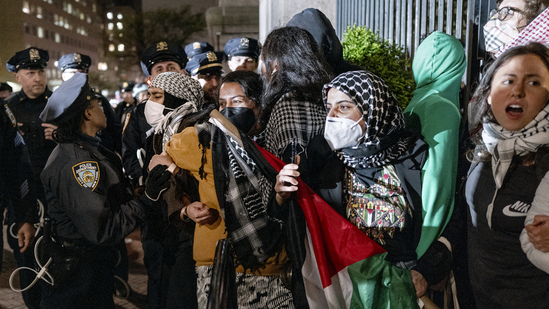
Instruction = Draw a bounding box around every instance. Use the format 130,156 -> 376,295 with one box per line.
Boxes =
145,165 -> 172,201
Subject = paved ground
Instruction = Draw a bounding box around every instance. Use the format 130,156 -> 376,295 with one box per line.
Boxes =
0,224 -> 150,309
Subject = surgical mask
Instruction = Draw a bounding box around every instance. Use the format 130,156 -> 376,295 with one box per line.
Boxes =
483,18 -> 520,54
144,99 -> 173,128
324,117 -> 365,150
220,107 -> 256,134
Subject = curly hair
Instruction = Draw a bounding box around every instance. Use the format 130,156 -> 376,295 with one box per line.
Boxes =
52,100 -> 93,143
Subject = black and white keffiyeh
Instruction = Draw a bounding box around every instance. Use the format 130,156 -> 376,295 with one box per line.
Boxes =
323,70 -> 414,169
264,92 -> 326,159
482,104 -> 549,188
149,72 -> 205,150
221,134 -> 283,269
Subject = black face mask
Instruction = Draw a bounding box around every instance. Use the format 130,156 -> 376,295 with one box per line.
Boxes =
220,107 -> 256,134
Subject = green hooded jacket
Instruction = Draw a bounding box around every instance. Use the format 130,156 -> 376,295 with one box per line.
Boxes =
403,31 -> 466,258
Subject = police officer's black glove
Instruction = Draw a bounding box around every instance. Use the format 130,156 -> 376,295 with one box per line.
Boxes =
145,165 -> 172,201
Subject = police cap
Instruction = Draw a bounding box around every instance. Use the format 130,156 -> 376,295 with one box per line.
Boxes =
185,51 -> 224,76
6,47 -> 49,72
0,82 -> 12,92
184,42 -> 214,60
40,72 -> 100,124
120,81 -> 136,93
224,37 -> 260,60
141,41 -> 187,75
57,53 -> 92,72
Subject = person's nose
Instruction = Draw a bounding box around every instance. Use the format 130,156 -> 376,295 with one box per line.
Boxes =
511,82 -> 525,99
327,109 -> 337,117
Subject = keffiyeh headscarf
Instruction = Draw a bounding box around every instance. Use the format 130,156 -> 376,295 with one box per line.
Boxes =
482,104 -> 549,188
149,72 -> 205,150
323,70 -> 414,168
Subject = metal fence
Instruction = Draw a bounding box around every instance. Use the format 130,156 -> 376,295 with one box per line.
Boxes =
336,0 -> 497,105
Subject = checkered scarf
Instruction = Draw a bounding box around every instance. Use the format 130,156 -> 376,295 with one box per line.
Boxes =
495,7 -> 549,57
150,72 -> 205,151
221,134 -> 283,269
484,17 -> 520,54
323,70 -> 415,169
264,92 -> 326,159
482,104 -> 549,188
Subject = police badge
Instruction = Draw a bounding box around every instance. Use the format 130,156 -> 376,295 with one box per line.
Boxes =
207,52 -> 218,62
73,53 -> 82,63
239,37 -> 249,48
73,161 -> 100,190
157,41 -> 168,51
29,48 -> 40,61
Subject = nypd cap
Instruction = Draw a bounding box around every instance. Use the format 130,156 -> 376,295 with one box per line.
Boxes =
120,81 -> 136,93
185,51 -> 224,76
141,41 -> 187,75
184,42 -> 214,60
224,37 -> 260,60
40,72 -> 100,123
7,47 -> 49,72
57,53 -> 92,72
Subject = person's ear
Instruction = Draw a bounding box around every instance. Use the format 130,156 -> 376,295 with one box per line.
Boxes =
14,72 -> 21,83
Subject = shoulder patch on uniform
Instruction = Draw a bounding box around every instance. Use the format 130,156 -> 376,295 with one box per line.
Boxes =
4,104 -> 17,127
72,161 -> 100,190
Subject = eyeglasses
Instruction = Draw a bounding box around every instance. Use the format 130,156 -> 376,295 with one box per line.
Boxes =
489,6 -> 523,22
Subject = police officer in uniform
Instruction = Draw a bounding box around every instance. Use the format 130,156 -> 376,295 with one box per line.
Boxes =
185,49 -> 224,106
122,41 -> 189,309
5,46 -> 53,308
0,99 -> 36,274
223,37 -> 260,72
39,73 -> 171,308
115,81 -> 137,124
57,52 -> 123,154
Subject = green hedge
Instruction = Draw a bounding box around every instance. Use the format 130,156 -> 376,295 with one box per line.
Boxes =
342,25 -> 415,108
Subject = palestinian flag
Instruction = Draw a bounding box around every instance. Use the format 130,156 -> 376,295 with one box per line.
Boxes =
259,147 -> 418,309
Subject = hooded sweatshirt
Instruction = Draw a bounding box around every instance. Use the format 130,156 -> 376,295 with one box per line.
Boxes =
286,8 -> 357,75
403,31 -> 466,258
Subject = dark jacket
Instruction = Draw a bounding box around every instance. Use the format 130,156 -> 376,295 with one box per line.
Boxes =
306,134 -> 452,286
41,135 -> 151,245
121,103 -> 151,188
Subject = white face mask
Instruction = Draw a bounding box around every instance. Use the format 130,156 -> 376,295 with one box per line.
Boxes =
144,99 -> 172,128
483,18 -> 520,54
324,116 -> 365,150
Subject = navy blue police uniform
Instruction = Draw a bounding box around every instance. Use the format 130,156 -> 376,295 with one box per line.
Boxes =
39,73 -> 170,308
5,46 -> 52,309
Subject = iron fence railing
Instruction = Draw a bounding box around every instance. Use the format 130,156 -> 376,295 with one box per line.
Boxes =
336,0 -> 497,108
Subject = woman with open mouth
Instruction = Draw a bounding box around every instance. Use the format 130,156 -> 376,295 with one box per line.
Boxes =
466,42 -> 549,308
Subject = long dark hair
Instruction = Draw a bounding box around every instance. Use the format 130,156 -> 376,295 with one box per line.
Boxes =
52,100 -> 93,143
261,26 -> 332,124
473,42 -> 549,125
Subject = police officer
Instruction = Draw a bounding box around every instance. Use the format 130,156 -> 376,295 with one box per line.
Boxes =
185,50 -> 224,106
121,41 -> 190,309
116,81 -> 137,124
5,46 -> 53,308
39,73 -> 171,308
57,52 -> 123,154
224,37 -> 260,72
0,99 -> 36,274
